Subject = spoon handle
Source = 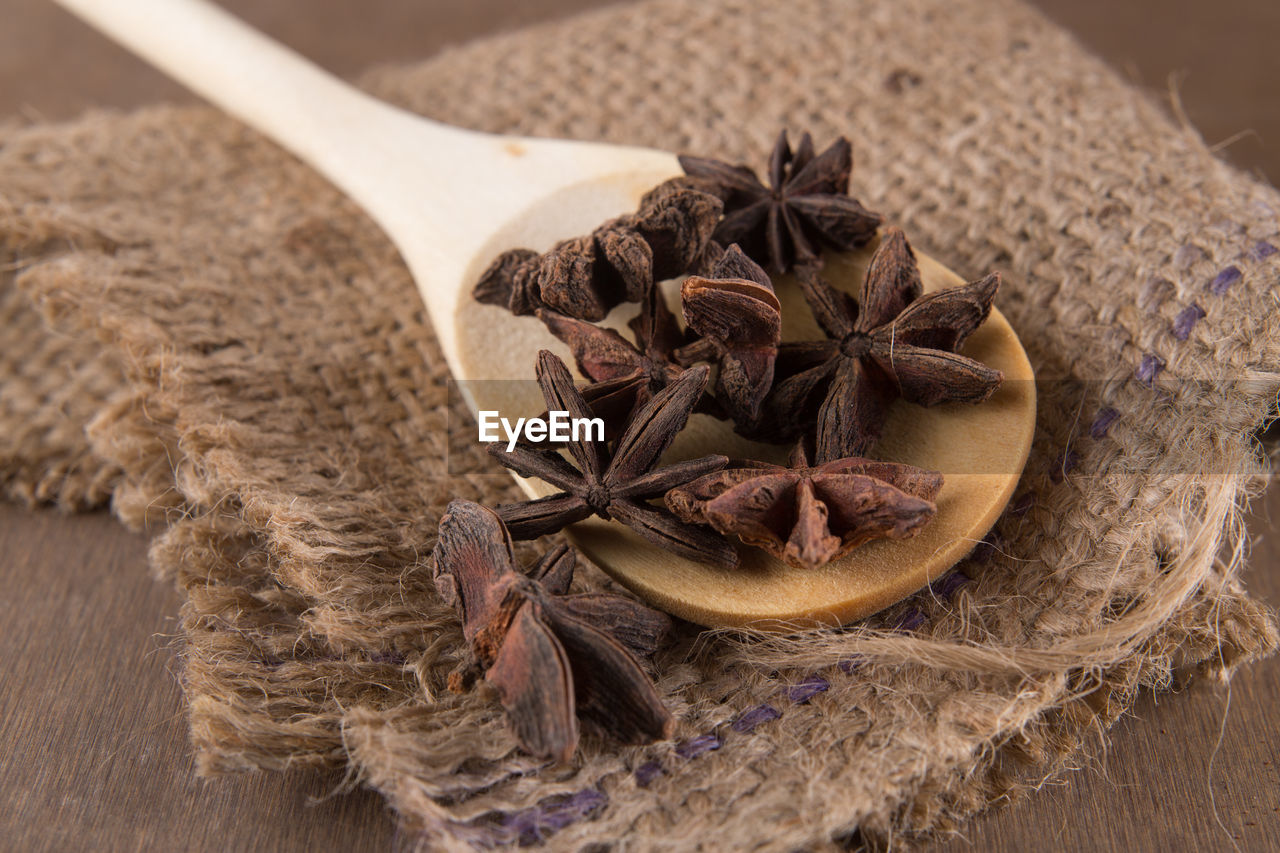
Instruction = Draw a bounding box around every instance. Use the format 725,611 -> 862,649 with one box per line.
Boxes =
51,0 -> 488,230
52,0 -> 680,378
50,0 -> 676,266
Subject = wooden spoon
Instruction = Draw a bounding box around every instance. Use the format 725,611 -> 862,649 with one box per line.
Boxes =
55,0 -> 1036,629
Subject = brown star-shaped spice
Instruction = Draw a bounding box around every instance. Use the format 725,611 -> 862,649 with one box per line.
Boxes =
678,130 -> 882,272
433,499 -> 675,762
673,243 -> 782,429
473,181 -> 722,320
632,177 -> 728,280
665,446 -> 943,570
759,227 -> 1004,462
537,277 -> 696,430
490,351 -> 738,568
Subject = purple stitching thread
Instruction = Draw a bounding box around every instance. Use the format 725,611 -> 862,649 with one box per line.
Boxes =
1250,240 -> 1277,261
634,761 -> 664,787
676,734 -> 722,759
786,675 -> 830,704
494,789 -> 607,846
1209,265 -> 1242,295
1135,354 -> 1165,385
1171,304 -> 1206,341
1089,407 -> 1119,439
893,608 -> 926,632
732,704 -> 782,733
838,656 -> 865,675
930,570 -> 971,599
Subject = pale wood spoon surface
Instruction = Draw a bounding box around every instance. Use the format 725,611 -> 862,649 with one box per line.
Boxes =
55,0 -> 1036,629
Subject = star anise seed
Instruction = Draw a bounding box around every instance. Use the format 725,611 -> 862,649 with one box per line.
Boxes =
665,446 -> 943,570
678,130 -> 882,272
433,499 -> 675,762
490,351 -> 738,568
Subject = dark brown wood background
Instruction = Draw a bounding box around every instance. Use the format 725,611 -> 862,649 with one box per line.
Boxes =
2,1 -> 1277,850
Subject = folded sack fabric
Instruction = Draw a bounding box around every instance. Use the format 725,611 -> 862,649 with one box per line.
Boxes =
1,0 -> 1277,848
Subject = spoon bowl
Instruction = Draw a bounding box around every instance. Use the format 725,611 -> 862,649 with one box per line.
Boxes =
56,0 -> 1036,628
459,245 -> 1035,629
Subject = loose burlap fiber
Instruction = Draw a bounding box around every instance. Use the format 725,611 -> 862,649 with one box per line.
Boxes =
3,0 -> 1279,847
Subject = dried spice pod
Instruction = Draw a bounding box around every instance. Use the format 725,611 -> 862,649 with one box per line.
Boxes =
760,227 -> 1004,461
675,244 -> 781,429
489,351 -> 738,568
679,130 -> 881,272
592,217 -> 653,302
537,276 -> 695,429
433,499 -> 675,761
666,446 -> 943,570
472,179 -> 722,320
534,234 -> 621,320
629,181 -> 723,279
456,135 -> 1036,628
473,248 -> 542,315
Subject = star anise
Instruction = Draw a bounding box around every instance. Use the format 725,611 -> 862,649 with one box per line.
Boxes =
665,445 -> 942,570
632,178 -> 727,280
433,499 -> 675,762
537,276 -> 701,430
672,244 -> 782,429
760,227 -> 1004,462
472,247 -> 541,315
473,181 -> 722,320
490,351 -> 738,568
678,130 -> 882,272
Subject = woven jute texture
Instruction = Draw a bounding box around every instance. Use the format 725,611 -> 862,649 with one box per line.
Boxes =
3,0 -> 1279,848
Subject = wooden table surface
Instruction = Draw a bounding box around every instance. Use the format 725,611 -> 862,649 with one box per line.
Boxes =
2,1 -> 1277,850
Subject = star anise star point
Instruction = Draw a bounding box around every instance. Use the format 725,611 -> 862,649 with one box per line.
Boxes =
679,130 -> 882,272
490,350 -> 738,569
433,499 -> 675,762
666,446 -> 943,570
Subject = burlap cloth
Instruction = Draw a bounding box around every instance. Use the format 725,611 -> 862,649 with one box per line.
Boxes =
3,0 -> 1278,848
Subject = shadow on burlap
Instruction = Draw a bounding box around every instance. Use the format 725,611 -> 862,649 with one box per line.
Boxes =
1,0 -> 1278,848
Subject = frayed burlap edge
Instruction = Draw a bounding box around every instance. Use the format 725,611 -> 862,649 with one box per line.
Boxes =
2,0 -> 1279,849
